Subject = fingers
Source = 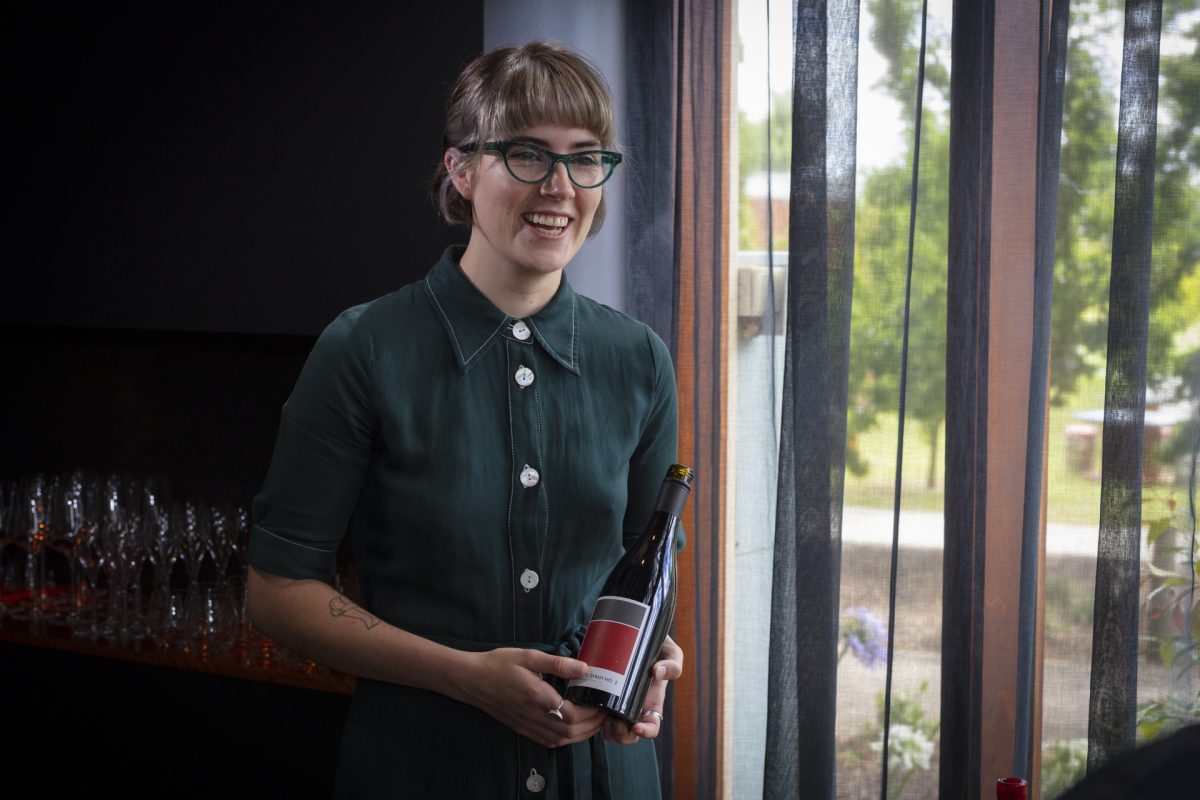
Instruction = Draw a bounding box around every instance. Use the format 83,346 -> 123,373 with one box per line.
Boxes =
653,635 -> 684,681
601,707 -> 666,743
536,700 -> 606,748
602,716 -> 639,745
627,639 -> 680,740
524,650 -> 589,682
630,707 -> 664,739
513,700 -> 603,749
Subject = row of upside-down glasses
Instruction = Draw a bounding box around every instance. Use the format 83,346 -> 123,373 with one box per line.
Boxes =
0,470 -> 327,670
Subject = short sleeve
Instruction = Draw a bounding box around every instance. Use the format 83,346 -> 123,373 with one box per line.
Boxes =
622,326 -> 685,550
247,306 -> 378,581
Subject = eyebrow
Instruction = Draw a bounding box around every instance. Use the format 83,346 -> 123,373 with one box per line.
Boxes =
514,135 -> 603,150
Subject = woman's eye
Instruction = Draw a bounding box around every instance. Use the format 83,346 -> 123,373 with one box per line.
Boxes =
510,148 -> 545,164
572,154 -> 601,168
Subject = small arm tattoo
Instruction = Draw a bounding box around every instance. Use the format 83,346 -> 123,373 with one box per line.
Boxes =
328,594 -> 381,630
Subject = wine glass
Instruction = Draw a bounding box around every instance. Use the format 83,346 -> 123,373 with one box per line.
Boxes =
125,476 -> 169,640
174,499 -> 211,598
207,501 -> 236,589
97,473 -> 137,642
150,588 -> 189,650
73,475 -> 109,639
144,488 -> 182,647
49,470 -> 94,629
185,582 -> 238,658
7,475 -> 51,628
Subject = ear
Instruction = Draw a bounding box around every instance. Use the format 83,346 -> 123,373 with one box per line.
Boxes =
445,149 -> 474,201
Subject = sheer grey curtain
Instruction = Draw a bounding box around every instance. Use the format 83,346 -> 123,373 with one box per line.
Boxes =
764,1 -> 859,798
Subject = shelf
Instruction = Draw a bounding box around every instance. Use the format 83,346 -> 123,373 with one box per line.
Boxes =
0,616 -> 355,696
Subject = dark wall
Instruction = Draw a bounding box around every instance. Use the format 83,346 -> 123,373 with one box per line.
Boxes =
0,325 -> 313,500
2,4 -> 483,496
2,5 -> 483,789
7,5 -> 477,335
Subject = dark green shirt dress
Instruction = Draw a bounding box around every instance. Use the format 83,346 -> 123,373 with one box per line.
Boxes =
248,246 -> 680,799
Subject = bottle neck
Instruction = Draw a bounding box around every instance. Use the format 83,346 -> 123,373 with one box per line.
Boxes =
654,479 -> 691,519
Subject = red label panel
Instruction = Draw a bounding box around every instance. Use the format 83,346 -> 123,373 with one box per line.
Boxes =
578,618 -> 641,675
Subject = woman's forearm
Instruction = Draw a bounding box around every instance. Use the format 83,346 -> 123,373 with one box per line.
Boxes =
245,566 -> 605,748
246,566 -> 476,701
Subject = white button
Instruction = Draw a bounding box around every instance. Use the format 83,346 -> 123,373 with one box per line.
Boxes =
520,569 -> 540,591
525,769 -> 546,793
512,320 -> 531,341
520,465 -> 540,488
515,365 -> 535,388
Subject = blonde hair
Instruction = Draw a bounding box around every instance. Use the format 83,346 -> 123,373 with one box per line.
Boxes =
431,41 -> 617,235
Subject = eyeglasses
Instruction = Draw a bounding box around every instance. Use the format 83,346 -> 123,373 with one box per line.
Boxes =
461,140 -> 623,189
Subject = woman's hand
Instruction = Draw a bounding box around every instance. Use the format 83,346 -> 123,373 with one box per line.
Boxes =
458,647 -> 606,749
603,634 -> 684,745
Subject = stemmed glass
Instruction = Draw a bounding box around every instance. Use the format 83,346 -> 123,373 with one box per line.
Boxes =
227,503 -> 254,659
144,484 -> 182,647
227,504 -> 252,581
120,475 -> 148,639
185,582 -> 238,658
207,501 -> 234,590
75,476 -> 109,639
51,470 -> 92,630
174,499 -> 210,599
8,475 -> 51,627
98,473 -> 143,642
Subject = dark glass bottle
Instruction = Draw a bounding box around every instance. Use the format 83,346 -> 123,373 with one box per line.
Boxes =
566,464 -> 694,724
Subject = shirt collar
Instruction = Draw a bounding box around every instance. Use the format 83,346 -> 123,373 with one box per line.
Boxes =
423,246 -> 580,375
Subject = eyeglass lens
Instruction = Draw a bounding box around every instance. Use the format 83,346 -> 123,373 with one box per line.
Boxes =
501,144 -> 616,188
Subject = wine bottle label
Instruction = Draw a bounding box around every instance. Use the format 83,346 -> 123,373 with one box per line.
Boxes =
570,596 -> 651,694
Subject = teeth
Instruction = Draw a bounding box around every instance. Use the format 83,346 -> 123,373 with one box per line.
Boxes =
525,213 -> 568,228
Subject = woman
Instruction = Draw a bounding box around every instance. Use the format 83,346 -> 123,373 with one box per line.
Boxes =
246,41 -> 683,798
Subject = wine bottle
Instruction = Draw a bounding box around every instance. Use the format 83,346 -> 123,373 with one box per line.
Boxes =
996,777 -> 1028,800
566,464 -> 694,724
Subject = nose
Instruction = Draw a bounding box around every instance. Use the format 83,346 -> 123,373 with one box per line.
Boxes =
540,161 -> 575,198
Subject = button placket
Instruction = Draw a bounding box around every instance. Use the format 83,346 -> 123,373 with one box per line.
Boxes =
506,343 -> 545,639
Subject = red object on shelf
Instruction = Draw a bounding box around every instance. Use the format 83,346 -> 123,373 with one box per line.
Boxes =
996,776 -> 1028,800
1,586 -> 69,604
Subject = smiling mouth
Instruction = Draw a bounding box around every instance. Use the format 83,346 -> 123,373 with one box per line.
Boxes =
523,212 -> 569,234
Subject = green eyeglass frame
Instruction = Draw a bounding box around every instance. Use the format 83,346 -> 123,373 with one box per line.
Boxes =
461,140 -> 623,188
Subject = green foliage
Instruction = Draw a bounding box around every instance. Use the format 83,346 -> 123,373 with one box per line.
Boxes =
1045,576 -> 1094,632
873,680 -> 939,739
1040,738 -> 1089,799
866,682 -> 939,800
843,0 -> 1200,487
866,0 -> 950,125
1137,692 -> 1200,742
847,8 -> 951,485
1137,490 -> 1200,743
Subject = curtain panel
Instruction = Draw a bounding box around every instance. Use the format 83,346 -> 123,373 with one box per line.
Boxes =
625,1 -> 731,797
764,1 -> 860,798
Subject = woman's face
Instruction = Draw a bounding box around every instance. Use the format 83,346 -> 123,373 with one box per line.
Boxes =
451,124 -> 604,282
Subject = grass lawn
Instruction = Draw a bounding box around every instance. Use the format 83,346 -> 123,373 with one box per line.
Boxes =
841,373 -> 1184,526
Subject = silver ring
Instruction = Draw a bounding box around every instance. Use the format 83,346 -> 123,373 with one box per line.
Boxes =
547,698 -> 565,721
640,709 -> 664,724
